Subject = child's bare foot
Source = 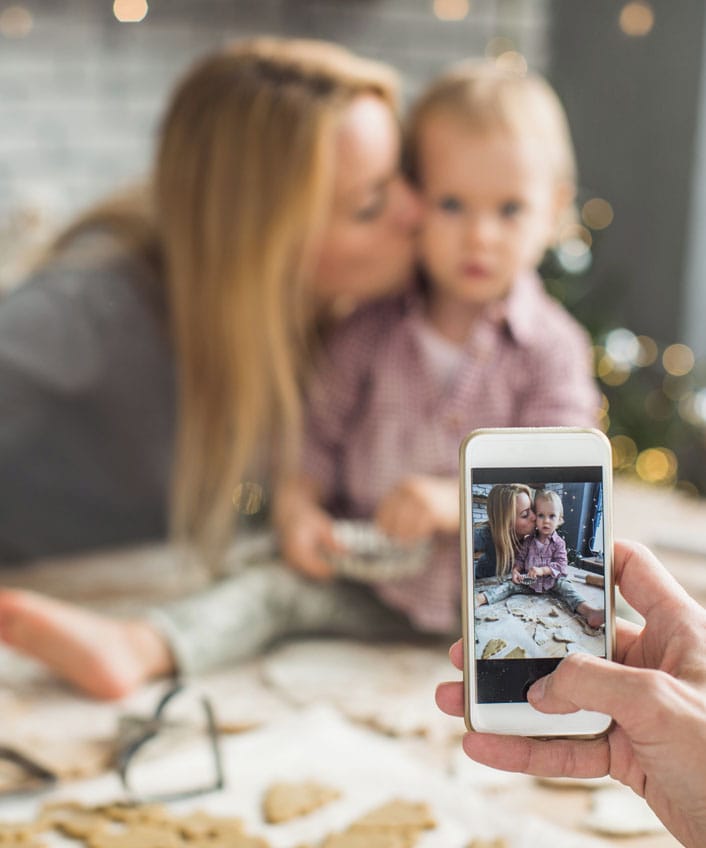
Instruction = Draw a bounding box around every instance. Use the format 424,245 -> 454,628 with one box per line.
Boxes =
0,589 -> 174,700
475,592 -> 488,607
577,602 -> 605,629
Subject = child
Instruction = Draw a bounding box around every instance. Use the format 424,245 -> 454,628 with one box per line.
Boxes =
476,489 -> 605,627
276,61 -> 600,636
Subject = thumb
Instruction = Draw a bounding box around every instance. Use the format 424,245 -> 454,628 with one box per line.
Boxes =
528,653 -> 650,731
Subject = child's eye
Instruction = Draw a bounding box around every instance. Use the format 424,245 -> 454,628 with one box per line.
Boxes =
499,200 -> 523,218
438,195 -> 463,213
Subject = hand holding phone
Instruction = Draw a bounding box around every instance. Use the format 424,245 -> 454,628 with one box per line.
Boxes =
460,427 -> 615,738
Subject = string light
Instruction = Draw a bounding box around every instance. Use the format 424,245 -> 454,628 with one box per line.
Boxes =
232,482 -> 265,515
611,434 -> 638,470
635,447 -> 677,485
635,335 -> 658,367
432,0 -> 469,21
619,1 -> 655,37
581,197 -> 614,230
663,343 -> 695,376
485,37 -> 515,58
113,0 -> 149,23
0,5 -> 33,38
494,51 -> 528,76
605,328 -> 640,368
559,223 -> 593,249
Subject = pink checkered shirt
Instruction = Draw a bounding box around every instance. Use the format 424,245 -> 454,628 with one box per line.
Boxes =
302,272 -> 599,634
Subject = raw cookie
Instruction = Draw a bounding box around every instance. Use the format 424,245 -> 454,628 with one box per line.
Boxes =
322,832 -> 409,848
504,647 -> 526,659
88,824 -> 182,848
552,629 -> 574,643
481,639 -> 507,659
467,839 -> 508,848
533,624 -> 550,645
263,781 -> 340,823
352,799 -> 436,831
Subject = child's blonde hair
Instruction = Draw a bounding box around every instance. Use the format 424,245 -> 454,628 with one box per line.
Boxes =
406,60 -> 576,197
486,483 -> 534,578
534,489 -> 564,525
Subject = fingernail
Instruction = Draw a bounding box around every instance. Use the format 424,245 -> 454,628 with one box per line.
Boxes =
528,676 -> 547,702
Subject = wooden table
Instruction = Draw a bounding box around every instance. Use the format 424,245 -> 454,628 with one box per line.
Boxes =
1,477 -> 700,846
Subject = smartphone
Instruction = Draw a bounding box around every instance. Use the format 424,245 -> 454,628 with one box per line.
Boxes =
460,427 -> 614,737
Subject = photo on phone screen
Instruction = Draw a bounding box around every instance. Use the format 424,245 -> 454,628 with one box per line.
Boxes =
472,466 -> 607,704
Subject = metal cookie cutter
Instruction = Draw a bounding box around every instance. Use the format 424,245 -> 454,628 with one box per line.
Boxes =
0,745 -> 58,797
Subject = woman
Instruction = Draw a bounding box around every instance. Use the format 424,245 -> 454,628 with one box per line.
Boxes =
473,484 -> 536,579
0,38 -> 421,697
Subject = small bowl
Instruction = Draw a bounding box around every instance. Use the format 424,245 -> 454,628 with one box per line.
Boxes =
327,520 -> 430,583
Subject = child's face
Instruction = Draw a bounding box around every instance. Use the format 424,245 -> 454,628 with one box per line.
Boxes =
416,116 -> 562,313
534,497 -> 562,539
514,492 -> 536,538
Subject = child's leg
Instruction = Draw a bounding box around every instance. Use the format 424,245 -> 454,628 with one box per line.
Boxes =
551,579 -> 605,627
477,580 -> 525,608
150,560 -> 416,676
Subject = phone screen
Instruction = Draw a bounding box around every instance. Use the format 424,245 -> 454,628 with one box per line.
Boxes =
472,465 -> 607,704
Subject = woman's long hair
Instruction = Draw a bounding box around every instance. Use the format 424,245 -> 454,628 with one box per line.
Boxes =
46,38 -> 399,563
487,483 -> 534,578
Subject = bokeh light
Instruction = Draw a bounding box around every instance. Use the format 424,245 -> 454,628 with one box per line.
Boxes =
611,434 -> 638,470
559,223 -> 593,249
232,482 -> 265,515
619,1 -> 654,37
663,343 -> 695,376
494,51 -> 528,76
635,335 -> 659,367
635,447 -> 677,485
0,5 -> 33,38
113,0 -> 149,22
581,197 -> 614,230
678,388 -> 706,427
432,0 -> 470,21
596,352 -> 631,386
605,327 -> 640,368
485,37 -> 515,58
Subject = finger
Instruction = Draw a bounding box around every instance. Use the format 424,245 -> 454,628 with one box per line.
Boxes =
527,652 -> 654,730
449,638 -> 464,670
614,616 -> 642,664
462,731 -> 610,779
435,681 -> 464,717
287,547 -> 334,580
613,539 -> 693,620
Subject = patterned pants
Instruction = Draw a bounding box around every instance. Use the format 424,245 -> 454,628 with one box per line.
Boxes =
149,558 -> 429,676
481,577 -> 588,613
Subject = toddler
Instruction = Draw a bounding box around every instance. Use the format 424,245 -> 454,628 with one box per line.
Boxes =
276,61 -> 600,635
476,489 -> 604,627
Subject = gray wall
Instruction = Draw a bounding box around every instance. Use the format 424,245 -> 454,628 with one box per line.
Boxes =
549,0 -> 706,348
0,0 -> 549,219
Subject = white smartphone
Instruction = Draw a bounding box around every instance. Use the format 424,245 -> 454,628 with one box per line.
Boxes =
460,427 -> 614,738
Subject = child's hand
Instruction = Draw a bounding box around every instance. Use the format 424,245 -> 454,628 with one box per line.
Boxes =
375,475 -> 459,543
511,568 -> 523,584
274,479 -> 341,580
528,566 -> 550,578
278,502 -> 341,580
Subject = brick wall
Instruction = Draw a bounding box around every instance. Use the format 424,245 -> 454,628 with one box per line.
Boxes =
0,0 -> 549,287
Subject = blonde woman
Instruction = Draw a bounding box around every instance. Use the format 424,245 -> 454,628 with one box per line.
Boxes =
0,38 -> 421,698
473,484 -> 536,582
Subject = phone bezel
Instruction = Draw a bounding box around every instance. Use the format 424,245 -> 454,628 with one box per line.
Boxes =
459,427 -> 615,738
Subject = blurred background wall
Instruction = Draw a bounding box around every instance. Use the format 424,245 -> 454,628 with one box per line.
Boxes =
1,0 -> 705,490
